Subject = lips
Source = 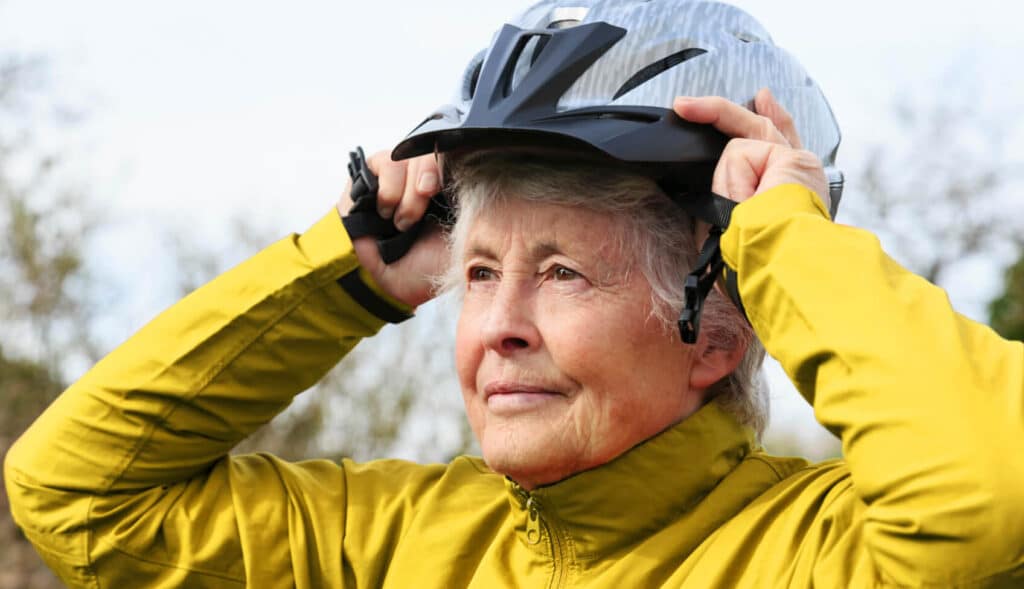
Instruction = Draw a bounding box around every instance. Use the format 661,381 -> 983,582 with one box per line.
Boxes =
483,380 -> 565,414
483,381 -> 561,398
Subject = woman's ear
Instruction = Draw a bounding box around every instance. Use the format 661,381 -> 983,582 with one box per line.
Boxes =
687,332 -> 747,392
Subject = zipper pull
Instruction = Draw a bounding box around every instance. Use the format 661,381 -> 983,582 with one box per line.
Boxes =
525,497 -> 542,545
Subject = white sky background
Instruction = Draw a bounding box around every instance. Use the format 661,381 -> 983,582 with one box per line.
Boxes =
3,1 -> 1023,459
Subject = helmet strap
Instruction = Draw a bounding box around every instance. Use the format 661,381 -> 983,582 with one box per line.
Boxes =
342,146 -> 452,264
678,226 -> 725,344
671,190 -> 748,343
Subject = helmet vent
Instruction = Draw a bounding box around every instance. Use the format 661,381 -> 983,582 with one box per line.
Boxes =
504,34 -> 550,98
467,61 -> 483,99
731,31 -> 762,43
612,48 -> 707,100
461,50 -> 488,101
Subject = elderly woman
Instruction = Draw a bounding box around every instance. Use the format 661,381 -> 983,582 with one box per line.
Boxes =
7,1 -> 1024,587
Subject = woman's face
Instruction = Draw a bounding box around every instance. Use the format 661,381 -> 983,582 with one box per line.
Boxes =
455,198 -> 705,489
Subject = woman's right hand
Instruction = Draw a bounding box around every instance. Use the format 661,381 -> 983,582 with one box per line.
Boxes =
673,89 -> 828,207
336,150 -> 448,308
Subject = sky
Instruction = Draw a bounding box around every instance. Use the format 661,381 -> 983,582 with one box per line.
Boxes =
3,0 -> 1023,457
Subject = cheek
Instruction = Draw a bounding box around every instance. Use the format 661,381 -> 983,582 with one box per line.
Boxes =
542,310 -> 631,410
548,302 -> 684,405
543,299 -> 642,375
454,305 -> 486,432
454,309 -> 480,388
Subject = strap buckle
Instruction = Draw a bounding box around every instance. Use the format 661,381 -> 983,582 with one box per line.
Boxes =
341,146 -> 452,264
663,189 -> 750,341
347,147 -> 380,213
678,226 -> 726,344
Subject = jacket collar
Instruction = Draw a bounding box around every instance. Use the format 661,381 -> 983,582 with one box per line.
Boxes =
504,401 -> 756,559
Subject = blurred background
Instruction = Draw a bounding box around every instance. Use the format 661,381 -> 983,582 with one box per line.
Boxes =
3,1 -> 1024,586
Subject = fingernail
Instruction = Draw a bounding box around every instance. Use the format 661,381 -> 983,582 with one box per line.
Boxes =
379,206 -> 394,219
674,96 -> 694,105
417,171 -> 440,194
394,215 -> 412,232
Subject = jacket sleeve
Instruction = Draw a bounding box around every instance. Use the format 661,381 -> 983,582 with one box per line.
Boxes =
3,211 -> 412,588
719,185 -> 1024,586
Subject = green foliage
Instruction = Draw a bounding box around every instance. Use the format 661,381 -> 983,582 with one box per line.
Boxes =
989,252 -> 1024,341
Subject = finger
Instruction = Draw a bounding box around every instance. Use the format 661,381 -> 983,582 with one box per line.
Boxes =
724,150 -> 760,203
753,87 -> 803,149
394,155 -> 442,232
711,138 -> 775,203
760,147 -> 829,204
673,95 -> 789,146
369,150 -> 407,219
350,232 -> 382,266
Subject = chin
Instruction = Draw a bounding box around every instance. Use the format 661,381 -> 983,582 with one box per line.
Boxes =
479,422 -> 585,490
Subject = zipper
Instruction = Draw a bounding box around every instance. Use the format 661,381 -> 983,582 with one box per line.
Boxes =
545,511 -> 568,589
511,483 -> 543,545
525,496 -> 543,545
511,483 -> 568,588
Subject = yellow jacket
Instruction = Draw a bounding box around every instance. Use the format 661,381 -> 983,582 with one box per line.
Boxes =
6,185 -> 1024,588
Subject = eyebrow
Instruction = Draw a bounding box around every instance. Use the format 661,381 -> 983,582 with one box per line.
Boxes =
530,241 -> 563,261
464,243 -> 498,260
464,240 -> 565,263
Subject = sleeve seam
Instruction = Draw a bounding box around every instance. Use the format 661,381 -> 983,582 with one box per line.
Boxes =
98,538 -> 247,585
98,265 -> 343,493
745,454 -> 787,481
85,261 -> 349,570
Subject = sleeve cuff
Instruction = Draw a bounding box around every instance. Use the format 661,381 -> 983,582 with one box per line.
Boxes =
337,268 -> 414,324
311,209 -> 414,324
720,183 -> 830,270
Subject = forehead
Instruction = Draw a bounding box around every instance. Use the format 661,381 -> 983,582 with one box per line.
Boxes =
464,198 -> 628,262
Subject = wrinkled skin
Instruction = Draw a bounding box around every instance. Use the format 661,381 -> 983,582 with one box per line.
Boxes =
337,89 -> 827,488
453,199 -> 724,488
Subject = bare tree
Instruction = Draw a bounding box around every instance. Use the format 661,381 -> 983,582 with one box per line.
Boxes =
843,78 -> 1022,288
0,53 -> 92,589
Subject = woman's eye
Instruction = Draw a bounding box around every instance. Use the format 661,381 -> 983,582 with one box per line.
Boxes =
468,266 -> 495,281
551,266 -> 580,281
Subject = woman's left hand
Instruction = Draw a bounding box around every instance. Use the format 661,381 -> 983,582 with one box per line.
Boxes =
673,89 -> 829,206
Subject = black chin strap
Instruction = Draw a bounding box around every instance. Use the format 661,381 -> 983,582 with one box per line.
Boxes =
672,190 -> 747,344
341,147 -> 452,264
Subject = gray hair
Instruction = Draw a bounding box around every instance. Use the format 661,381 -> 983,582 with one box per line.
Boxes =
437,151 -> 768,437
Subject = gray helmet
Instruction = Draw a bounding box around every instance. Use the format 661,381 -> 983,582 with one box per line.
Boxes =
393,0 -> 844,215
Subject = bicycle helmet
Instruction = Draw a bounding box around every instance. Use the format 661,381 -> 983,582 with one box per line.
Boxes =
392,0 -> 843,215
377,0 -> 844,341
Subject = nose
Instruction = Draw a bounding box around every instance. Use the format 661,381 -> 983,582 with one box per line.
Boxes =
481,279 -> 541,355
